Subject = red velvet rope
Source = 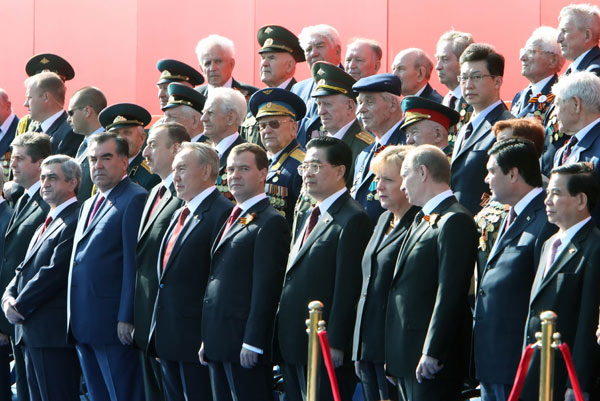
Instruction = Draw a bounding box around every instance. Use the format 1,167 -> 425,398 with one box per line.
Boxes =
317,330 -> 341,401
507,344 -> 536,401
558,343 -> 585,401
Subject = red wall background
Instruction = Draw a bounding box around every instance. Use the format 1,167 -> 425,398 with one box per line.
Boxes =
0,0 -> 574,118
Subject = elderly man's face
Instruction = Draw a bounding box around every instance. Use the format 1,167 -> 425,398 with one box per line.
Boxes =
199,45 -> 235,87
260,52 -> 295,87
304,35 -> 339,68
557,14 -> 590,61
345,43 -> 380,80
392,52 -> 422,96
201,98 -> 233,141
519,42 -> 557,82
435,41 -> 460,90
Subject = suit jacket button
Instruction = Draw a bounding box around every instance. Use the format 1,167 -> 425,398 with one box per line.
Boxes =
205,300 -> 209,304
478,288 -> 485,296
159,284 -> 164,289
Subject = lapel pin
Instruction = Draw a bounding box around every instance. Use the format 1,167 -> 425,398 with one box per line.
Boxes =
526,216 -> 531,221
568,248 -> 576,254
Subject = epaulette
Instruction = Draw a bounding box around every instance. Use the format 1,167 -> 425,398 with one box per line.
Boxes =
16,116 -> 31,135
355,130 -> 375,145
289,148 -> 305,163
140,159 -> 152,173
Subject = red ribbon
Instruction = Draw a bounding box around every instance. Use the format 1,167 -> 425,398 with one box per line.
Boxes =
317,330 -> 341,401
558,343 -> 585,401
507,344 -> 536,401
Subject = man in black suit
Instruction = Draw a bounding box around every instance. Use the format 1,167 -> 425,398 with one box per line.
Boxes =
0,89 -> 19,181
200,87 -> 248,202
558,4 -> 600,76
451,43 -> 514,215
392,48 -> 443,103
149,142 -> 232,401
3,155 -> 81,401
0,173 -> 13,400
199,143 -> 290,401
522,163 -> 600,401
134,122 -> 189,401
278,137 -> 372,401
195,34 -> 257,100
473,139 -> 556,401
24,72 -> 83,156
386,145 -> 477,401
1,133 -> 52,401
66,86 -> 107,202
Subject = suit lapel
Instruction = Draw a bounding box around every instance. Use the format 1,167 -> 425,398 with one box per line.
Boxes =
453,103 -> 506,161
161,208 -> 205,278
7,193 -> 42,236
212,198 -> 268,254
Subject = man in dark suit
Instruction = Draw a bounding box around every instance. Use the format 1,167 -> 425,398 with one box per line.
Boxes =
66,86 -> 107,202
99,103 -> 161,191
351,73 -> 406,224
149,142 -> 232,401
199,143 -> 290,401
0,89 -> 19,181
522,163 -> 600,401
162,83 -> 207,143
200,87 -> 248,202
240,24 -> 305,147
551,71 -> 600,225
312,62 -> 374,186
386,145 -> 477,401
195,34 -> 257,101
451,43 -> 514,215
473,139 -> 556,401
0,171 -> 13,400
392,48 -> 443,103
293,24 -> 343,146
68,132 -> 146,401
3,155 -> 81,401
558,4 -> 600,77
278,137 -> 372,401
24,72 -> 83,156
134,122 -> 189,401
1,133 -> 52,400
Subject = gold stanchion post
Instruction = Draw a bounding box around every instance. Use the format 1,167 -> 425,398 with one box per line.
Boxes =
306,301 -> 323,401
538,311 -> 557,401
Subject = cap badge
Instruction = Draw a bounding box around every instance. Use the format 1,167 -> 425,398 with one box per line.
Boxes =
263,89 -> 273,95
264,38 -> 274,46
40,57 -> 50,65
265,27 -> 274,34
113,115 -> 127,123
317,68 -> 326,76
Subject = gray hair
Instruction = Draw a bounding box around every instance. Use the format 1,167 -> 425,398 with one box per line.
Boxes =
559,4 -> 600,41
526,26 -> 566,70
346,38 -> 383,61
41,154 -> 82,189
180,142 -> 220,181
379,92 -> 402,108
437,30 -> 474,59
207,87 -> 247,127
298,24 -> 341,51
195,34 -> 235,60
400,48 -> 434,80
553,71 -> 600,114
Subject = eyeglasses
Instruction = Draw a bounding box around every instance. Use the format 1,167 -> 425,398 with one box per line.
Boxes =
457,74 -> 496,84
67,107 -> 85,117
257,119 -> 294,131
297,162 -> 334,175
519,48 -> 553,58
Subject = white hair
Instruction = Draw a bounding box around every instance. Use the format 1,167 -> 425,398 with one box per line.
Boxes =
298,24 -> 341,51
195,34 -> 236,60
559,4 -> 600,41
553,71 -> 600,114
207,87 -> 247,127
526,26 -> 566,70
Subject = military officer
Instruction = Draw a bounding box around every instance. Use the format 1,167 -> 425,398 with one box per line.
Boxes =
248,88 -> 306,227
156,58 -> 205,109
162,83 -> 208,143
99,103 -> 161,191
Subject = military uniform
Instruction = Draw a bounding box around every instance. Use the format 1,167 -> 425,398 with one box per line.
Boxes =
128,152 -> 160,191
161,82 -> 206,141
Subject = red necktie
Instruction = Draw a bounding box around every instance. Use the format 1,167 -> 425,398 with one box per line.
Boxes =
161,207 -> 191,269
37,216 -> 53,241
86,195 -> 105,228
149,185 -> 167,217
561,137 -> 579,164
220,206 -> 242,241
302,206 -> 321,245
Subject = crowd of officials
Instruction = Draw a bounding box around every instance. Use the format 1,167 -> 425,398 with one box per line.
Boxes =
1,2 -> 600,401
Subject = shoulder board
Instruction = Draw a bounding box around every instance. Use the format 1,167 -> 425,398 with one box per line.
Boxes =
355,131 -> 375,145
140,159 -> 152,173
17,116 -> 31,135
289,148 -> 305,163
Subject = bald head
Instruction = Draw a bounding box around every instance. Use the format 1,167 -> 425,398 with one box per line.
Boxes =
392,48 -> 434,96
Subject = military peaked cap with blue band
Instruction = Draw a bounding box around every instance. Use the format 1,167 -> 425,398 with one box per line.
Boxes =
257,25 -> 305,63
156,59 -> 204,86
352,73 -> 402,96
162,83 -> 207,114
25,53 -> 75,81
311,61 -> 357,98
401,96 -> 460,131
99,103 -> 152,131
249,88 -> 306,120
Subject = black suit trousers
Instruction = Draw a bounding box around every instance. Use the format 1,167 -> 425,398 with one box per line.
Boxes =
160,358 -> 211,401
281,362 -> 357,401
208,361 -> 272,401
22,345 -> 80,401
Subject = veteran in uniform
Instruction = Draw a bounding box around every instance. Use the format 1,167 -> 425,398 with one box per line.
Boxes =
99,103 -> 161,191
162,83 -> 208,143
241,24 -> 305,148
248,88 -> 306,227
156,58 -> 205,109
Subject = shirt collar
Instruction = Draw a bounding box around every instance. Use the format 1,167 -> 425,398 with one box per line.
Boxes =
422,189 -> 453,215
214,132 -> 239,159
98,175 -> 127,197
513,187 -> 544,215
237,193 -> 268,213
377,119 -> 402,146
559,216 -> 592,244
328,119 -> 355,140
316,187 -> 347,215
414,84 -> 427,97
451,85 -> 462,99
470,99 -> 502,132
530,75 -> 555,95
163,172 -> 174,188
208,77 -> 233,95
277,77 -> 294,89
25,181 -> 42,198
573,117 -> 600,142
0,113 -> 16,134
84,127 -> 105,144
186,186 -> 217,214
48,197 -> 77,220
571,48 -> 593,71
191,133 -> 204,142
40,110 -> 64,132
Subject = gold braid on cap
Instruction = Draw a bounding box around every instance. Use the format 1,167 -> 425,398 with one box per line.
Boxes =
160,70 -> 190,81
315,83 -> 348,95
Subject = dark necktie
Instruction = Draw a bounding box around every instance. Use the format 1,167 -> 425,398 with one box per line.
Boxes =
14,193 -> 30,217
503,207 -> 517,236
149,185 -> 167,217
565,66 -> 572,76
448,94 -> 457,110
77,140 -> 88,159
302,206 -> 321,245
220,206 -> 243,241
544,238 -> 562,277
561,137 -> 579,164
413,210 -> 425,227
86,195 -> 105,228
463,122 -> 474,141
34,124 -> 43,133
162,207 -> 191,269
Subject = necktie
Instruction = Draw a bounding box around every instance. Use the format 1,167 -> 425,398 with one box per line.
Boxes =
565,66 -> 572,76
86,195 -> 105,228
34,124 -> 43,133
544,238 -> 562,277
15,193 -> 30,216
463,122 -> 474,141
506,207 -> 517,226
220,206 -> 243,241
302,206 -> 321,245
561,137 -> 579,164
161,207 -> 191,269
37,216 -> 53,241
448,94 -> 457,110
523,88 -> 533,106
413,210 -> 425,226
76,140 -> 88,159
149,185 -> 167,217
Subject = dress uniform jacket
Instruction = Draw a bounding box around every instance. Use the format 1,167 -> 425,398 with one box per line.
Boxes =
128,152 -> 161,192
510,75 -> 558,118
291,79 -> 321,147
339,119 -> 375,187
